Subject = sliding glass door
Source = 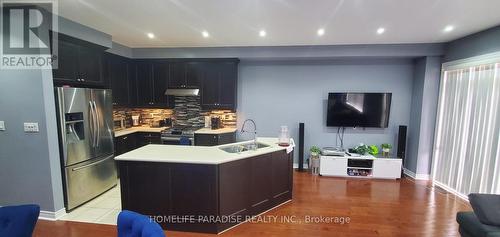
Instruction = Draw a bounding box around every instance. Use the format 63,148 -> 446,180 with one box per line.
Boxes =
432,60 -> 500,196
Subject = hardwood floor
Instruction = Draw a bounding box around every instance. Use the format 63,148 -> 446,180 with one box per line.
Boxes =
33,172 -> 470,237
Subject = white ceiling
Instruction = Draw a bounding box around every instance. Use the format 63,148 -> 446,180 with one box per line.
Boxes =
56,0 -> 500,48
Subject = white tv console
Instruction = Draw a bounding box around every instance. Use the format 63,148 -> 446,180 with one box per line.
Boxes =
319,155 -> 402,179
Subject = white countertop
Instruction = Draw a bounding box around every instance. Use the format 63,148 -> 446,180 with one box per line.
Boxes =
114,137 -> 289,165
194,127 -> 238,134
114,126 -> 168,137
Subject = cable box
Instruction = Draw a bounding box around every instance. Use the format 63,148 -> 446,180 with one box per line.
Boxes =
321,147 -> 346,156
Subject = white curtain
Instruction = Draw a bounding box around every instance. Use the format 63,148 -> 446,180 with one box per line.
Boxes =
432,61 -> 500,196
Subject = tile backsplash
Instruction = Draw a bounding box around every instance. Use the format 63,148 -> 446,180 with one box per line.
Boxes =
113,108 -> 174,127
113,96 -> 236,128
202,110 -> 237,128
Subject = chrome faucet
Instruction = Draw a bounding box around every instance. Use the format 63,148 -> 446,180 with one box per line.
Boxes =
241,119 -> 257,148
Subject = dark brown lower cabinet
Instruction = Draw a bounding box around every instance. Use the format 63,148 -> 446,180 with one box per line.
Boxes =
194,132 -> 236,146
114,132 -> 162,156
135,132 -> 162,147
119,150 -> 293,234
114,134 -> 138,156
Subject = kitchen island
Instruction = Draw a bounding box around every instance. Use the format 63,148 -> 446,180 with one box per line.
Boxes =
115,138 -> 293,234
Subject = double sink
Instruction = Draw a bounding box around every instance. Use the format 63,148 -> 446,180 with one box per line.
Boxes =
219,141 -> 270,153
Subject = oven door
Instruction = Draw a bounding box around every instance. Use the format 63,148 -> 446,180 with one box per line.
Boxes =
161,137 -> 194,145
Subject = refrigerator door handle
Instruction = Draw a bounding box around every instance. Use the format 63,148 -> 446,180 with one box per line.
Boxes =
93,100 -> 100,147
71,154 -> 114,171
88,101 -> 95,147
89,100 -> 98,148
93,102 -> 98,147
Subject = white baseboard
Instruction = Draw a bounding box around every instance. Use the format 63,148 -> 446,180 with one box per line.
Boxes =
0,206 -> 66,221
403,168 -> 430,180
39,208 -> 66,221
432,180 -> 469,201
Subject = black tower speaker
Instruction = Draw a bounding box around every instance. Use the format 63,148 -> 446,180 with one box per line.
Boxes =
397,125 -> 407,166
297,122 -> 305,172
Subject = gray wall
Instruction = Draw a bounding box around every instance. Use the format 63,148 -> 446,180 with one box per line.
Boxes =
405,56 -> 441,175
0,68 -> 64,212
237,58 -> 415,162
0,14 -> 112,213
444,25 -> 500,62
107,42 -> 133,58
406,58 -> 426,173
132,43 -> 444,60
0,12 -> 64,212
58,17 -> 112,48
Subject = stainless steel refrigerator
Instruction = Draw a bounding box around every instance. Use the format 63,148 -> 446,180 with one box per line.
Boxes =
55,87 -> 117,211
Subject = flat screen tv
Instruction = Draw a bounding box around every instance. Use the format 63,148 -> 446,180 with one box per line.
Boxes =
327,93 -> 392,128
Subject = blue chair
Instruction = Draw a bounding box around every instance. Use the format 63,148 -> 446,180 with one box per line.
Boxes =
179,136 -> 191,146
0,204 -> 40,237
117,210 -> 165,237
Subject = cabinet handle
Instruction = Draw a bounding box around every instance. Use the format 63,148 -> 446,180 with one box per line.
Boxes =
81,78 -> 85,82
77,79 -> 81,82
123,136 -> 128,140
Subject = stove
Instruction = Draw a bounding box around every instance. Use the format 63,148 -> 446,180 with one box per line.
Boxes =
160,127 -> 196,145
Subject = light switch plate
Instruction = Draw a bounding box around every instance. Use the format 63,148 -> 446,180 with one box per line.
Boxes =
24,122 -> 39,133
0,121 -> 5,131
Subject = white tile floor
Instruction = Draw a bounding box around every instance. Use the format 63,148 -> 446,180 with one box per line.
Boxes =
60,183 -> 122,225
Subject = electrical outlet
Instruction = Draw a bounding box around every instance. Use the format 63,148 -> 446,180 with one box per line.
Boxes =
23,122 -> 39,133
0,121 -> 5,131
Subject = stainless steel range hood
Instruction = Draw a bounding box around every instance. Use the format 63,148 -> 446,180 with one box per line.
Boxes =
164,88 -> 199,96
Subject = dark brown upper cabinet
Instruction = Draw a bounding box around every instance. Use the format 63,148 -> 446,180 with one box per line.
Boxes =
105,57 -> 238,110
168,61 -> 202,88
131,60 -> 173,108
201,60 -> 238,111
52,34 -> 106,87
134,60 -> 154,107
105,53 -> 133,107
152,61 -> 172,107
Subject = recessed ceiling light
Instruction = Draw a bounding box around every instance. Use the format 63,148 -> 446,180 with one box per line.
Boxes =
444,25 -> 454,32
376,27 -> 385,35
259,30 -> 267,37
147,33 -> 155,39
317,28 -> 325,36
202,31 -> 210,38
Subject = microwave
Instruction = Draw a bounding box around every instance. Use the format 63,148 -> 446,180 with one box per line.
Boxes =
113,118 -> 125,131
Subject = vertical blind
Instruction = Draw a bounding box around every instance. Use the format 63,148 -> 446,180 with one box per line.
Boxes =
432,62 -> 500,196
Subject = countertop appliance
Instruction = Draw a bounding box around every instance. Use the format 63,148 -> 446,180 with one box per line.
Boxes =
151,120 -> 162,128
114,118 -> 125,131
211,116 -> 222,129
164,118 -> 172,127
55,87 -> 117,211
132,115 -> 140,126
204,116 -> 211,128
161,126 -> 194,145
124,114 -> 133,128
